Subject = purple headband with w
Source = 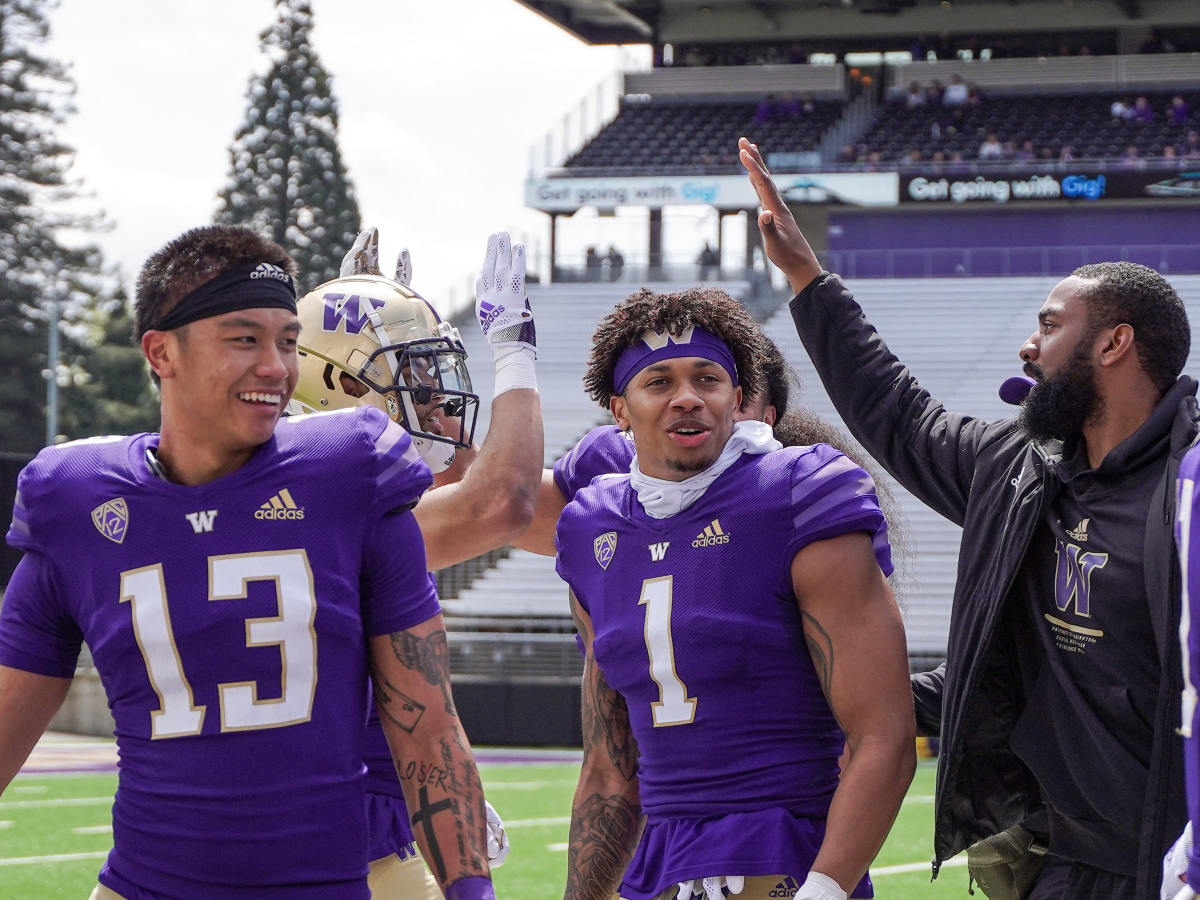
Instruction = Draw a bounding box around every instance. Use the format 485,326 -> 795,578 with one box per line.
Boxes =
613,324 -> 739,395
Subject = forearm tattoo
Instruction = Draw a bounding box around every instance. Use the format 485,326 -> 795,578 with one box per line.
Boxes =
564,792 -> 641,900
370,664 -> 427,734
386,627 -> 456,715
582,658 -> 639,782
405,734 -> 487,886
801,610 -> 845,732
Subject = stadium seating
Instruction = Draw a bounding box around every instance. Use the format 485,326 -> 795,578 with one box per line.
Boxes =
856,89 -> 1199,163
562,98 -> 846,173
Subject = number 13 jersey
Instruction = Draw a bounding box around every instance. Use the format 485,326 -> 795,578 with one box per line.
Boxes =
1,407 -> 436,899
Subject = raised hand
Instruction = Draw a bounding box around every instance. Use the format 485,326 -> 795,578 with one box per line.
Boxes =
475,232 -> 535,356
737,136 -> 822,294
340,227 -> 381,277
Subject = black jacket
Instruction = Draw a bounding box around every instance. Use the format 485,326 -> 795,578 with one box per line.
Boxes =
790,272 -> 1197,895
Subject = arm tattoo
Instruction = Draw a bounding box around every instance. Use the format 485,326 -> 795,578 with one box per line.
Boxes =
582,657 -> 639,782
403,735 -> 487,886
387,628 -> 456,715
370,664 -> 427,734
564,792 -> 641,900
801,609 -> 845,732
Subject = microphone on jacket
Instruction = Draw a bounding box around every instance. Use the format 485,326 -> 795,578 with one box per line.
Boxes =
999,375 -> 1036,405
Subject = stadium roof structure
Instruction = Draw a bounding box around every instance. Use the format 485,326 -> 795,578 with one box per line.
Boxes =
515,0 -> 1197,45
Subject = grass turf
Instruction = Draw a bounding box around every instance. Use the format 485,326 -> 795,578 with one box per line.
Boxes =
1,760 -> 973,898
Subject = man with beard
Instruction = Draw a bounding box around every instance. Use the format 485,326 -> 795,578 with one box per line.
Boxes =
740,134 -> 1198,899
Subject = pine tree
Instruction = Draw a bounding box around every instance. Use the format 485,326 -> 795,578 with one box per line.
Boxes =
215,0 -> 361,291
0,0 -> 118,452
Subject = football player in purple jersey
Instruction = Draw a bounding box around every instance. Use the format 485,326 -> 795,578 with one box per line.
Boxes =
555,288 -> 916,900
0,225 -> 494,900
291,228 -> 540,898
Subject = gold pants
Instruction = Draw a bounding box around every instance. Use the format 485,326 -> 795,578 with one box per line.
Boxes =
86,853 -> 442,900
369,850 -> 443,899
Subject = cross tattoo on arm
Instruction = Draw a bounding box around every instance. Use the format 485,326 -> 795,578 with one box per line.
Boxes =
410,784 -> 455,884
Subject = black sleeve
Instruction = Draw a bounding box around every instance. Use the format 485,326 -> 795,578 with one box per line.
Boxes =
911,662 -> 946,738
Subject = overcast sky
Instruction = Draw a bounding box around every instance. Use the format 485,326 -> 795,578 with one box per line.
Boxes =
45,0 -> 664,314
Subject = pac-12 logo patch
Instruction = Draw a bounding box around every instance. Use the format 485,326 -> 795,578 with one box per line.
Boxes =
91,498 -> 129,544
594,532 -> 617,570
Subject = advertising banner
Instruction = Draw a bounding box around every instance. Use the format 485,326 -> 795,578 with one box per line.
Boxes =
901,169 -> 1200,204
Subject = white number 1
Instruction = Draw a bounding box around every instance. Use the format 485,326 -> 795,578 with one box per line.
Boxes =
639,576 -> 697,727
120,550 -> 318,739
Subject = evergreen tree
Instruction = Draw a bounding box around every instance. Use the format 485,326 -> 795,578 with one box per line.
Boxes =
0,0 -> 117,452
215,0 -> 361,291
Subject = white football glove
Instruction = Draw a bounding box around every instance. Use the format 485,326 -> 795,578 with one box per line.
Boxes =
340,226 -> 412,286
796,871 -> 847,900
485,800 -> 510,868
1163,821 -> 1195,900
676,875 -> 744,899
475,231 -> 537,397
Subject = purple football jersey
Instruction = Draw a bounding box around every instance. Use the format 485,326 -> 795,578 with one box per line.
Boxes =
553,425 -> 635,501
555,445 -> 890,900
1,407 -> 437,899
1177,443 -> 1200,887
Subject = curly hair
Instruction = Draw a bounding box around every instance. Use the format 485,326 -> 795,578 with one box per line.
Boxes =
1070,262 -> 1189,393
134,225 -> 296,342
584,287 -> 768,408
757,335 -> 793,420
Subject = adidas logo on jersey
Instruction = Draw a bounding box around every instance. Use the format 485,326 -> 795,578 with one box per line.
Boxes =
769,875 -> 800,897
691,518 -> 730,548
249,262 -> 291,283
255,488 -> 305,520
185,509 -> 218,533
1066,518 -> 1090,542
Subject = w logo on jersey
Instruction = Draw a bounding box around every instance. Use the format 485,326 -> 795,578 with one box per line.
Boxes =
594,532 -> 617,570
649,541 -> 670,561
91,498 -> 128,544
185,510 -> 218,533
1053,538 -> 1109,617
321,292 -> 387,334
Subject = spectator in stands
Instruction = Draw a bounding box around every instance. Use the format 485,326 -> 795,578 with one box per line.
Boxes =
947,150 -> 970,174
1015,139 -> 1037,162
1038,146 -> 1056,163
788,41 -> 808,65
1184,131 -> 1200,159
697,241 -> 719,281
1167,95 -> 1193,127
777,91 -> 803,118
978,132 -> 1005,160
965,83 -> 983,106
1111,96 -> 1134,121
754,94 -> 778,124
910,34 -> 929,61
1132,96 -> 1156,125
586,246 -> 603,282
927,79 -> 945,105
1121,144 -> 1145,169
905,81 -> 928,109
556,286 -> 914,900
742,133 -> 1195,900
930,149 -> 947,171
1059,144 -> 1077,162
836,143 -> 857,164
942,74 -> 968,106
606,245 -> 625,282
901,148 -> 922,167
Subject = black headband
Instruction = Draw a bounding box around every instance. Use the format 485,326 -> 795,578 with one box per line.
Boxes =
152,262 -> 298,331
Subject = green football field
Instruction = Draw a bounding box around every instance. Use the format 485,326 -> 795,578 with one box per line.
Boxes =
1,759 -> 974,898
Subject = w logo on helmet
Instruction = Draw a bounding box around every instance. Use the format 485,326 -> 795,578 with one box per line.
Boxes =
322,292 -> 387,335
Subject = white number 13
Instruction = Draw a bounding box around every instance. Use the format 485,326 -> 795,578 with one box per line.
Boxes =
120,550 -> 318,739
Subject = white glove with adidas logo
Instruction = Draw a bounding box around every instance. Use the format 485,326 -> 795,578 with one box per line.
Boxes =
485,800 -> 509,868
1163,821 -> 1195,900
339,226 -> 412,286
676,875 -> 743,899
475,231 -> 537,397
795,871 -> 847,900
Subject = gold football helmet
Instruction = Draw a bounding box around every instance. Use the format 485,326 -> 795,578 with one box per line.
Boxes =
291,274 -> 477,473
